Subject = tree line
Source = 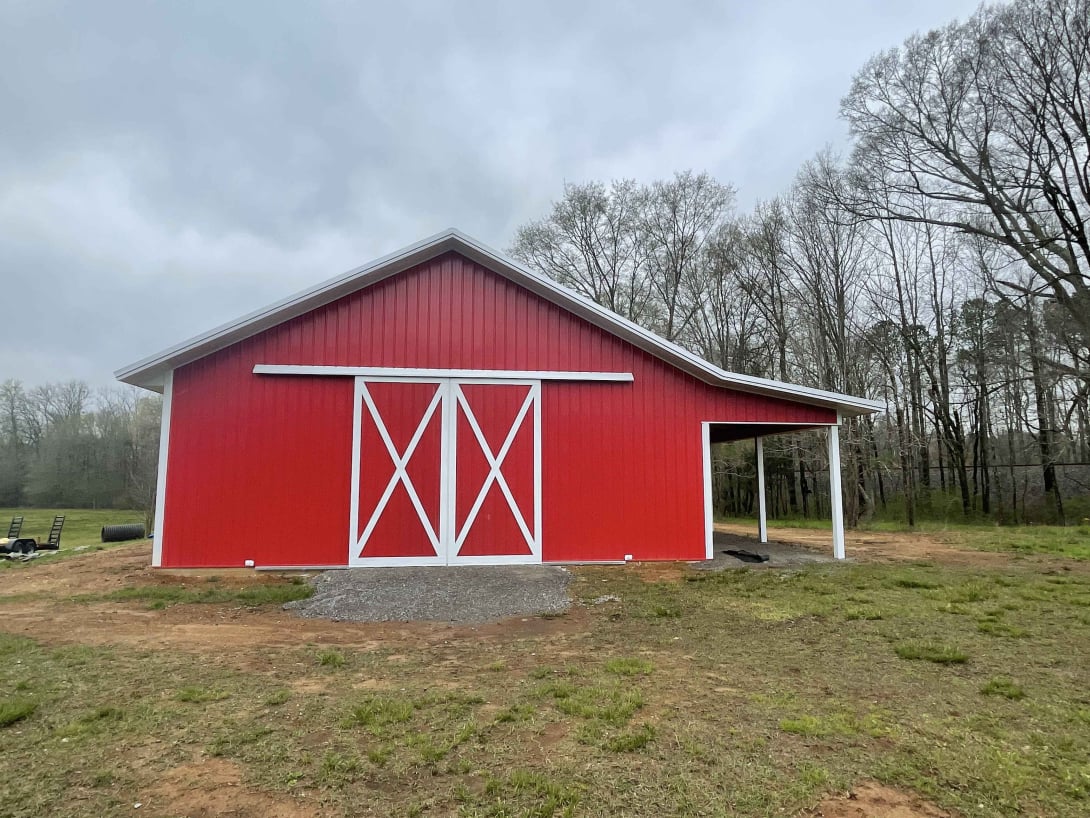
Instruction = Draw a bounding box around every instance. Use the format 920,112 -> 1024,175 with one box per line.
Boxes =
4,0 -> 1085,529
511,0 -> 1089,525
0,380 -> 161,525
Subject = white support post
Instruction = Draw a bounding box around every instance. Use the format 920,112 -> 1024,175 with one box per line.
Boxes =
702,423 -> 713,560
755,436 -> 768,544
828,423 -> 845,560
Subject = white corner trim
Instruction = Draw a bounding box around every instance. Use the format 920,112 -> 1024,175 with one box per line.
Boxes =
151,369 -> 173,567
253,365 -> 633,382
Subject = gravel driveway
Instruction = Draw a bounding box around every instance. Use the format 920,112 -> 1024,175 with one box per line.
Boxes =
284,565 -> 572,623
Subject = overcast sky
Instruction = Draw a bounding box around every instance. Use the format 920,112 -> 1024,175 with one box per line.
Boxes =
0,0 -> 982,389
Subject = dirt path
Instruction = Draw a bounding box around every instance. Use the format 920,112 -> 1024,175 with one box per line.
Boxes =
0,543 -> 586,661
714,522 -> 1047,569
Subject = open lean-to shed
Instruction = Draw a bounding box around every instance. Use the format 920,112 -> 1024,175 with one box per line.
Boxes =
117,229 -> 881,570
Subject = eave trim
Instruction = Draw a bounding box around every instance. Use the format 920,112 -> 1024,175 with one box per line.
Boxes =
115,228 -> 882,415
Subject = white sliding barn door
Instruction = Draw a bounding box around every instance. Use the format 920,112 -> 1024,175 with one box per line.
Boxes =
349,377 -> 540,567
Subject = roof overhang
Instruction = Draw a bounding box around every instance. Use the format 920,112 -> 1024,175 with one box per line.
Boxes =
115,228 -> 882,417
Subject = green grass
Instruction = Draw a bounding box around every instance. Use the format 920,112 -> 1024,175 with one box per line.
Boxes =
79,580 -> 312,608
945,525 -> 1090,560
603,657 -> 653,676
980,678 -> 1026,700
894,641 -> 970,664
0,508 -> 145,567
605,723 -> 656,752
346,695 -> 417,731
720,489 -> 1090,529
3,553 -> 1090,816
719,515 -> 1090,560
176,686 -> 230,703
318,649 -> 346,667
0,697 -> 37,727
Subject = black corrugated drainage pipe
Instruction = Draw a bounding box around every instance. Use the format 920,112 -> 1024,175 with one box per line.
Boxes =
101,524 -> 146,543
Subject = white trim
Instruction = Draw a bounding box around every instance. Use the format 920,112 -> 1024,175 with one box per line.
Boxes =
355,381 -> 444,556
348,376 -> 364,565
533,380 -> 542,562
350,377 -> 447,567
701,422 -> 713,560
345,555 -> 453,568
443,553 -> 541,566
253,365 -> 633,382
349,376 -> 542,567
451,383 -> 537,558
116,228 -> 880,416
151,370 -> 173,568
702,420 -> 832,425
755,436 -> 768,544
828,424 -> 846,560
439,376 -> 455,565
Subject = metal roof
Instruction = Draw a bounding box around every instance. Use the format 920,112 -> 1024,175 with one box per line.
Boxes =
115,228 -> 882,416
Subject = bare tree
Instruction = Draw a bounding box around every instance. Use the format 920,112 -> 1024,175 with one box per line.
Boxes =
641,171 -> 735,341
689,220 -> 764,373
509,180 -> 653,323
842,0 -> 1090,344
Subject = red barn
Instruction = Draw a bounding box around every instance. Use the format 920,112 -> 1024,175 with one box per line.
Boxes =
117,230 -> 880,569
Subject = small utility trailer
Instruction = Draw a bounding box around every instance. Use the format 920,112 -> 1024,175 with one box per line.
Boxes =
0,515 -> 65,557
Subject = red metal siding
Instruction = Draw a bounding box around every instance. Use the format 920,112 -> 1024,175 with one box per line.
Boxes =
162,251 -> 834,567
355,380 -> 444,558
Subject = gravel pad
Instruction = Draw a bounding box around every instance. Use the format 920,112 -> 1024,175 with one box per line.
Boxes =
285,565 -> 572,623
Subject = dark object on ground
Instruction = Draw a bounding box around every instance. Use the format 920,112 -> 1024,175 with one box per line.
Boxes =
695,532 -> 833,570
101,523 -> 146,543
6,516 -> 23,538
723,549 -> 770,563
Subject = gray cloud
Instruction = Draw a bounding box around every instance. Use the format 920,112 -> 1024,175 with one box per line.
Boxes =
0,0 -> 981,387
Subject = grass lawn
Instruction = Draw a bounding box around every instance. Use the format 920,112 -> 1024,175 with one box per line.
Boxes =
0,508 -> 145,566
722,515 -> 1090,560
2,538 -> 1090,815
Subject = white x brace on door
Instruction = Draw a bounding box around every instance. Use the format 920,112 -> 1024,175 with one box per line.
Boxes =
349,377 -> 541,566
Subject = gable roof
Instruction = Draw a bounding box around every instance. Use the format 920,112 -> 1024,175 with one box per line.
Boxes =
115,228 -> 882,416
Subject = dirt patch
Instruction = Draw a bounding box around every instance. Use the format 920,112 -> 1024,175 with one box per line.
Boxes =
1,542 -> 155,596
621,562 -> 691,582
0,598 -> 589,659
140,756 -> 318,817
0,542 -> 590,662
2,543 -> 303,596
802,782 -> 953,818
715,523 -> 1033,569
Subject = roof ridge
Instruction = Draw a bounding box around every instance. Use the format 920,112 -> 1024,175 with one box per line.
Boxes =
115,229 -> 881,416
